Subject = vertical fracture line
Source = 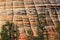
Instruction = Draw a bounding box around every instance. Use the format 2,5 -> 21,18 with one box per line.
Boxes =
46,0 -> 54,24
55,7 -> 59,21
47,0 -> 59,28
10,0 -> 14,40
22,0 -> 27,35
33,0 -> 45,39
27,0 -> 37,36
46,5 -> 57,28
32,0 -> 44,29
12,0 -> 14,22
48,0 -> 55,25
20,0 -> 26,35
23,0 -> 33,35
32,0 -> 43,30
24,0 -> 34,36
56,7 -> 60,21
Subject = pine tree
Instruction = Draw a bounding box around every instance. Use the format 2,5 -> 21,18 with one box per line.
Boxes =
27,29 -> 33,40
56,21 -> 60,40
1,21 -> 18,40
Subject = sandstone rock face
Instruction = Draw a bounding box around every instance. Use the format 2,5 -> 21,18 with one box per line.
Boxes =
0,0 -> 60,40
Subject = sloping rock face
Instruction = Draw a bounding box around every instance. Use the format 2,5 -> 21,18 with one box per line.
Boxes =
0,0 -> 60,40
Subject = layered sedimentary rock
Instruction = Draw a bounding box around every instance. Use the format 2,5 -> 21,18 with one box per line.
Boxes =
0,0 -> 60,40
